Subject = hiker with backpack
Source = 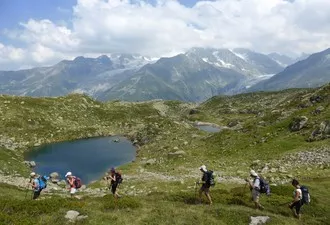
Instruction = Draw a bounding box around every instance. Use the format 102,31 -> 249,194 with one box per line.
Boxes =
245,170 -> 266,210
65,171 -> 82,198
289,179 -> 310,219
29,172 -> 49,200
106,167 -> 123,199
196,165 -> 214,205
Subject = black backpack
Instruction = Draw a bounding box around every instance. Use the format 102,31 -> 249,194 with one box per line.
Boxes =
257,177 -> 270,195
115,172 -> 123,184
300,185 -> 311,204
206,170 -> 215,187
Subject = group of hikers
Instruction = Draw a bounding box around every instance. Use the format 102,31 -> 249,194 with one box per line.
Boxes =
28,165 -> 310,219
28,167 -> 122,199
197,165 -> 310,219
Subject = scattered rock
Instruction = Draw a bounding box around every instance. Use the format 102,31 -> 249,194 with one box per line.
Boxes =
309,95 -> 323,104
249,216 -> 270,225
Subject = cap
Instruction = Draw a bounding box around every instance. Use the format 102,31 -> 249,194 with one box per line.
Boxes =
199,165 -> 207,172
65,172 -> 72,177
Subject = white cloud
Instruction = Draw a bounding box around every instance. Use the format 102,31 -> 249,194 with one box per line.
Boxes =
1,0 -> 330,70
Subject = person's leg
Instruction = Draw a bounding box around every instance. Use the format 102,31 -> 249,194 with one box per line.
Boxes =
111,183 -> 118,199
252,190 -> 263,209
203,188 -> 212,204
199,186 -> 204,203
33,190 -> 40,200
289,201 -> 298,217
295,201 -> 303,219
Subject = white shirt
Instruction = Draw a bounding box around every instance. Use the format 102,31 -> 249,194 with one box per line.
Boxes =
293,188 -> 302,199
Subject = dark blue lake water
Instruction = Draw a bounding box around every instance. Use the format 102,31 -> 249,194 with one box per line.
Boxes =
25,136 -> 136,184
196,125 -> 221,133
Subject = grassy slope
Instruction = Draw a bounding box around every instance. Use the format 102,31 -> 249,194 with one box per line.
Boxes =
0,84 -> 330,224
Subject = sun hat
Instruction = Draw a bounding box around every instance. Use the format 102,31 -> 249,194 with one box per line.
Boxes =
30,172 -> 36,177
250,169 -> 258,177
199,165 -> 207,172
65,172 -> 72,177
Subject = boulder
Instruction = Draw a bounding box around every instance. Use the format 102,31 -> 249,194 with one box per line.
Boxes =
227,120 -> 239,127
309,120 -> 330,141
249,216 -> 270,225
24,161 -> 36,168
289,116 -> 308,132
65,210 -> 80,221
144,158 -> 157,165
49,172 -> 60,183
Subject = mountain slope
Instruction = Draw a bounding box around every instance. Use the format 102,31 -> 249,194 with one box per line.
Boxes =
99,53 -> 246,101
249,48 -> 330,91
0,55 -> 152,97
232,48 -> 284,74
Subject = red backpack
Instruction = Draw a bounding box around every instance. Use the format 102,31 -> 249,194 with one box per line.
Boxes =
74,176 -> 82,189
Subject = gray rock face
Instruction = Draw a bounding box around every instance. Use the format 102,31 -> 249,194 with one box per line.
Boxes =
249,216 -> 270,225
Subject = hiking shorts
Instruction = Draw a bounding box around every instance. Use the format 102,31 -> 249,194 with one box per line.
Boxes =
111,182 -> 118,194
252,189 -> 260,202
70,187 -> 77,195
200,184 -> 210,194
290,200 -> 304,215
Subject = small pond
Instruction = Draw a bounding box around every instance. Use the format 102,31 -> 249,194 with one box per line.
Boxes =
25,136 -> 136,184
196,125 -> 221,133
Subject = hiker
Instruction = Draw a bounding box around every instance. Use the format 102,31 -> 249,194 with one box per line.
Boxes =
289,179 -> 304,219
30,172 -> 41,200
245,170 -> 264,210
106,167 -> 122,199
65,171 -> 77,197
197,165 -> 213,205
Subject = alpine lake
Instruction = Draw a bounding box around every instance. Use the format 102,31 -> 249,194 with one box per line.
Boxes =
25,136 -> 136,184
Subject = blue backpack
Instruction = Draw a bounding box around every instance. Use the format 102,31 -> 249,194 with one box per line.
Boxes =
38,175 -> 49,191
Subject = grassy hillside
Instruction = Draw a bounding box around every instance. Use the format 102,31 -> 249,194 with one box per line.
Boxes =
0,84 -> 329,224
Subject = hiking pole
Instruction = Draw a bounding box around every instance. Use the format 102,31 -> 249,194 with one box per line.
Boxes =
194,180 -> 199,204
24,178 -> 32,200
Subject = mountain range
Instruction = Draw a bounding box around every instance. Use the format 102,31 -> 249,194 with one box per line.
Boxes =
0,47 -> 329,102
249,48 -> 330,92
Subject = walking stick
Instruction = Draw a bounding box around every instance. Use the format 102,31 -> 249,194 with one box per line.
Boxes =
24,178 -> 31,200
194,180 -> 199,204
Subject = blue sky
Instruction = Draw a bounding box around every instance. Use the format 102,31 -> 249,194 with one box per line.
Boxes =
0,0 -> 199,29
0,0 -> 201,45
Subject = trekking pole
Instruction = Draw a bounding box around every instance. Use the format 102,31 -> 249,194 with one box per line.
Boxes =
24,178 -> 31,200
194,180 -> 199,204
